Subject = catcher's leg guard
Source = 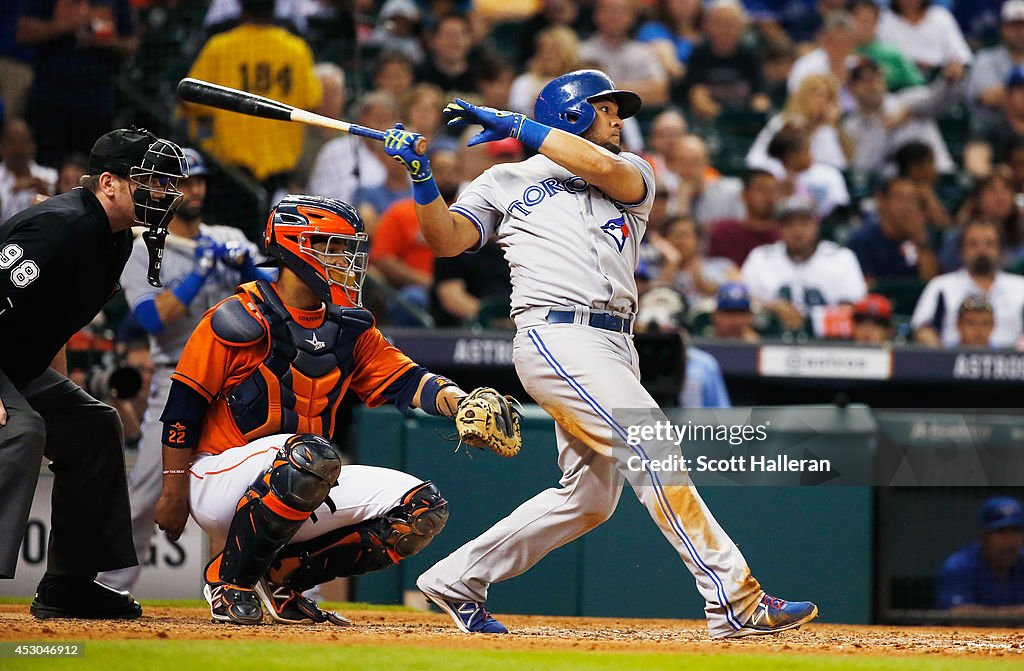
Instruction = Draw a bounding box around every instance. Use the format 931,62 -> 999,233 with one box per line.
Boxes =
219,434 -> 343,588
268,481 -> 449,592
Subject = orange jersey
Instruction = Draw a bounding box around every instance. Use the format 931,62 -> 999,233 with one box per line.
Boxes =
172,281 -> 417,456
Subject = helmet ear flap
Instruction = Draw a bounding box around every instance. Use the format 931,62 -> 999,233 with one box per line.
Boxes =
264,214 -> 273,253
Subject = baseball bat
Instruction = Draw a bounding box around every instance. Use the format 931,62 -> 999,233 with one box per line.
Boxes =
176,78 -> 426,154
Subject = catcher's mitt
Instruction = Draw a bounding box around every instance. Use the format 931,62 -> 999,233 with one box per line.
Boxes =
455,387 -> 522,458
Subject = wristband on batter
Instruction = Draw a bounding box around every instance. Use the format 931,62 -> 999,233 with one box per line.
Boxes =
134,297 -> 165,334
420,374 -> 464,417
412,172 -> 441,205
514,118 -> 552,151
171,270 -> 207,307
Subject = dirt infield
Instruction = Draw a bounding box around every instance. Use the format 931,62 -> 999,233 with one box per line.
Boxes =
2,604 -> 1023,660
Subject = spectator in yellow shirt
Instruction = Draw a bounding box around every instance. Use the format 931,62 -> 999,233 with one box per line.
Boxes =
182,0 -> 321,192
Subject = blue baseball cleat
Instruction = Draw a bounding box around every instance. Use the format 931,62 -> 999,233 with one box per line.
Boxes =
420,587 -> 509,634
720,594 -> 819,638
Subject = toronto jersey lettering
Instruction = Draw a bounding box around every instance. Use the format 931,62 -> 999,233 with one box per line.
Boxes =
451,152 -> 655,317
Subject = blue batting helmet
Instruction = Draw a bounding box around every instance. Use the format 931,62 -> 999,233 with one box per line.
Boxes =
534,69 -> 642,135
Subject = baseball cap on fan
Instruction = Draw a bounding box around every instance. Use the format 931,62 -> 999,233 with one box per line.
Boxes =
981,497 -> 1024,531
487,137 -> 524,160
380,0 -> 420,21
774,194 -> 816,220
88,128 -> 157,176
181,148 -> 209,177
853,294 -> 893,323
1004,0 -> 1024,23
716,283 -> 751,312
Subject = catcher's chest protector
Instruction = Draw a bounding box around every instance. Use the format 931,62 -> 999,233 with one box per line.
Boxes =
227,281 -> 373,440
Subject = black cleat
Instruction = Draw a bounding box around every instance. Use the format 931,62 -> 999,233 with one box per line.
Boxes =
30,573 -> 142,620
255,577 -> 351,626
203,557 -> 263,625
204,582 -> 264,625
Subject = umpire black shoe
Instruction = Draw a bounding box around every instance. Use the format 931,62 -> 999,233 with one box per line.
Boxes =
30,573 -> 142,620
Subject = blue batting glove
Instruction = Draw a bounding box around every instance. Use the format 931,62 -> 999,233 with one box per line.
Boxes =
383,123 -> 432,183
194,236 -> 219,278
443,99 -> 523,147
443,98 -> 552,150
219,240 -> 250,270
174,235 -> 218,306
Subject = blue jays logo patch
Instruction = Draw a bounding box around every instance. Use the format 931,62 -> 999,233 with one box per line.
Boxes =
601,216 -> 629,252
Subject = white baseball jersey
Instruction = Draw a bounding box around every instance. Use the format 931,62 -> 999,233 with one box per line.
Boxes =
450,152 -> 655,317
121,224 -> 258,366
742,240 -> 867,315
911,269 -> 1024,347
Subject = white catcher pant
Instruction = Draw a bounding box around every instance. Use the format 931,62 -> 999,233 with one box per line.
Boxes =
418,318 -> 765,637
188,434 -> 424,550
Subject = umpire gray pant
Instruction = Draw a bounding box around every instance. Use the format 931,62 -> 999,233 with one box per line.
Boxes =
0,368 -> 137,579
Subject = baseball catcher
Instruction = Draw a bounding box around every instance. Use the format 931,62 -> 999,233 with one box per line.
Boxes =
153,195 -> 520,625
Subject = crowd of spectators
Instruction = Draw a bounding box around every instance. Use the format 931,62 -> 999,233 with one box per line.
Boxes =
3,0 -> 1024,355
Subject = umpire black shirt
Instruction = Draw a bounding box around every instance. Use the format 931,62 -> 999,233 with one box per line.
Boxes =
0,188 -> 133,387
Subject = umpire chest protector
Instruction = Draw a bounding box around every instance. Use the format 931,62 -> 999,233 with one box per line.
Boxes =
211,280 -> 372,440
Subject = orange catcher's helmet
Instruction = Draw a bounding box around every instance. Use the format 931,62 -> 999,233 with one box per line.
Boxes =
263,195 -> 368,307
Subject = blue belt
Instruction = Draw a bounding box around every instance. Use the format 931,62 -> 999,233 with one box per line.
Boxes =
546,308 -> 633,333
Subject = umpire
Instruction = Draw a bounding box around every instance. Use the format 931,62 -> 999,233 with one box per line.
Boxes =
0,128 -> 187,619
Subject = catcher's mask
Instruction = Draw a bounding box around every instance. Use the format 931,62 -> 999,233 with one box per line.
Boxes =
263,194 -> 368,307
133,138 -> 188,287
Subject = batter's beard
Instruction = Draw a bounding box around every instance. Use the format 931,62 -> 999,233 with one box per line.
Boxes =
601,142 -> 622,154
177,204 -> 202,221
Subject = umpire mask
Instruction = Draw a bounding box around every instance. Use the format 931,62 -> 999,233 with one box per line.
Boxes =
131,139 -> 188,287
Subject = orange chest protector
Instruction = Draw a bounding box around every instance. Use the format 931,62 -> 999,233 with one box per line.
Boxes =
219,281 -> 374,440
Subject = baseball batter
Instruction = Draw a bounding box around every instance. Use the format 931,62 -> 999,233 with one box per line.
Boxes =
384,70 -> 818,639
152,195 -> 519,625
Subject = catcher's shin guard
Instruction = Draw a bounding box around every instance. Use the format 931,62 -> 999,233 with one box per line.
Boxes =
268,481 -> 449,592
220,434 -> 343,588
